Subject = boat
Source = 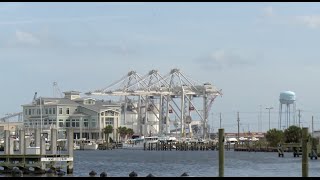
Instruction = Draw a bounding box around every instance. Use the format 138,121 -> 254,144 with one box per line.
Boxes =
73,142 -> 80,150
225,137 -> 238,145
74,138 -> 98,150
82,140 -> 98,150
122,136 -> 159,150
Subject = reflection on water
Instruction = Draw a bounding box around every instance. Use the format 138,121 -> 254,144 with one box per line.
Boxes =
1,150 -> 320,177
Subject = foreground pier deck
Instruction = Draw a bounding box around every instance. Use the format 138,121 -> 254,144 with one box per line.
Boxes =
0,154 -> 73,174
0,129 -> 74,175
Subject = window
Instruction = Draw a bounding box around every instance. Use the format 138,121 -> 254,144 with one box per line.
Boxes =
45,108 -> 48,114
91,119 -> 96,128
66,119 -> 70,127
101,112 -> 104,116
29,109 -> 31,115
25,109 -> 27,115
53,108 -> 56,114
72,119 -> 76,127
37,109 -> 40,115
66,108 -> 70,114
49,108 -> 52,114
105,117 -> 113,125
32,109 -> 35,115
106,110 -> 114,116
75,119 -> 79,127
59,119 -> 64,127
84,119 -> 88,127
59,108 -> 63,114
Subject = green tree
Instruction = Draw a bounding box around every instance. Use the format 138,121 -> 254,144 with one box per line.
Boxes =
103,125 -> 114,149
117,126 -> 127,142
284,125 -> 302,143
266,128 -> 284,147
126,128 -> 134,139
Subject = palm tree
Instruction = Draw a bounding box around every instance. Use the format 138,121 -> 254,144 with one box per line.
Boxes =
117,126 -> 127,142
103,125 -> 113,149
126,128 -> 134,139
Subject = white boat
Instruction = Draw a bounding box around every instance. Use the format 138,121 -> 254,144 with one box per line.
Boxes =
122,136 -> 159,150
225,137 -> 238,145
158,136 -> 177,143
45,138 -> 51,150
74,138 -> 98,150
73,142 -> 80,150
82,140 -> 98,150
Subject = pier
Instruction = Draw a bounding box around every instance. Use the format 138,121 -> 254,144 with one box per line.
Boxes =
0,129 -> 74,175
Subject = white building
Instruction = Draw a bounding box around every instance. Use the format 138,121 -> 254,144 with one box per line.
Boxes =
22,91 -> 121,141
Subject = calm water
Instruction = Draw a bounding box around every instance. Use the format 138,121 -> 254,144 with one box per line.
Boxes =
1,149 -> 320,177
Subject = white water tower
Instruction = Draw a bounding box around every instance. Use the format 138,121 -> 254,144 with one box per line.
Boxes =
279,91 -> 296,130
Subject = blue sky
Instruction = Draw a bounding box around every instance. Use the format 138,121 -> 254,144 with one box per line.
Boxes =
1,2 -> 320,133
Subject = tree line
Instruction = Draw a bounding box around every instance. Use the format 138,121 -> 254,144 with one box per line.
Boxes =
266,125 -> 319,147
102,125 -> 135,143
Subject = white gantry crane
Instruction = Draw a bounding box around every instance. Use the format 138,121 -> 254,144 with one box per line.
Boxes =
86,68 -> 222,140
0,112 -> 23,122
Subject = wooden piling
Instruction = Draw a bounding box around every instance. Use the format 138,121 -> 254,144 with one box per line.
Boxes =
302,127 -> 308,177
19,130 -> 25,155
219,128 -> 224,177
67,129 -> 74,174
51,128 -> 57,154
4,130 -> 10,155
35,129 -> 41,147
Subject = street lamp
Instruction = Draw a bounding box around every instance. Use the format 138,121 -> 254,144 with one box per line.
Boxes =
266,107 -> 273,130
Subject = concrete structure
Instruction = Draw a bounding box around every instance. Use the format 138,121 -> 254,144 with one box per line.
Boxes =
22,91 -> 121,141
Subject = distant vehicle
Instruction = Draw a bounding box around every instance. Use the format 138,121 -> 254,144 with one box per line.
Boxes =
225,137 -> 238,145
250,137 -> 259,141
239,137 -> 248,141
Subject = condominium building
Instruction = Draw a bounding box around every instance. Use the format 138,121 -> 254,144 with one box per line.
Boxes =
22,91 -> 121,141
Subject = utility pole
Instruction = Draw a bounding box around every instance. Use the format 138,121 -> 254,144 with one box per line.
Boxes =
259,105 -> 262,132
266,107 -> 273,130
219,112 -> 222,129
298,109 -> 301,128
312,116 -> 314,137
237,112 -> 240,140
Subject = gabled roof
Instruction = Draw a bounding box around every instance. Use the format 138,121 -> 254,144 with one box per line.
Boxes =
22,97 -> 79,106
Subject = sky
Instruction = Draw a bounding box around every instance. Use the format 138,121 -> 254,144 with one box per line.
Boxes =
1,2 -> 320,133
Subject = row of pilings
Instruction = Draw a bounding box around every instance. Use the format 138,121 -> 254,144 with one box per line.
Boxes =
88,170 -> 191,177
143,141 -> 217,151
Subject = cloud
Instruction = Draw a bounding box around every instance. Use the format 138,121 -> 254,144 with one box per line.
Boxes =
296,15 -> 320,29
259,6 -> 320,29
69,41 -> 137,56
0,15 -> 128,26
0,2 -> 24,11
6,30 -> 41,47
262,6 -> 275,17
3,29 -> 136,56
195,49 -> 255,70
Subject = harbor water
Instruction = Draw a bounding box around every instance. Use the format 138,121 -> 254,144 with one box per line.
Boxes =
1,149 -> 320,177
